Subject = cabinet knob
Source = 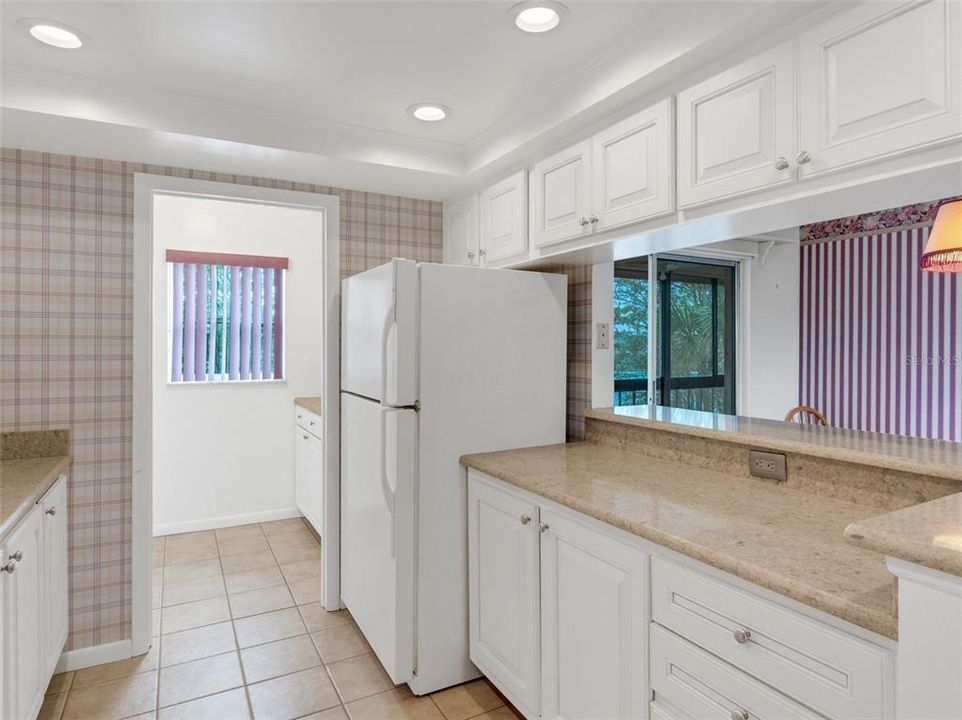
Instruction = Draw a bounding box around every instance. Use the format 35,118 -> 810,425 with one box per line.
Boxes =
588,215 -> 599,224
733,627 -> 752,644
520,514 -> 532,525
46,507 -> 57,516
774,156 -> 790,171
538,522 -> 550,534
467,251 -> 475,260
579,216 -> 589,227
1,561 -> 14,574
302,434 -> 310,440
10,550 -> 23,562
730,710 -> 750,720
795,150 -> 811,165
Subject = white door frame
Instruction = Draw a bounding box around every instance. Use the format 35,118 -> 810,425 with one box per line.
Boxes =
132,174 -> 341,656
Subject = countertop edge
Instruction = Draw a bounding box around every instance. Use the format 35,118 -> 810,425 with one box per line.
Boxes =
844,500 -> 962,579
462,452 -> 898,640
294,396 -> 322,415
585,409 -> 962,484
0,455 -> 71,543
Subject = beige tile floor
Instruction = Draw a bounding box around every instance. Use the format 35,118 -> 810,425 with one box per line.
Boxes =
39,518 -> 521,720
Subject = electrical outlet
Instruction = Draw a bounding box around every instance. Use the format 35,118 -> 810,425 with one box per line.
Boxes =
748,450 -> 787,482
597,322 -> 610,350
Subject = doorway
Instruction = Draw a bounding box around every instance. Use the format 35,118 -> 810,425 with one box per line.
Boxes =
614,256 -> 736,414
132,175 -> 341,658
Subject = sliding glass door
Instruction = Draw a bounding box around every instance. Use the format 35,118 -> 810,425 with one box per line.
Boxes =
614,256 -> 736,414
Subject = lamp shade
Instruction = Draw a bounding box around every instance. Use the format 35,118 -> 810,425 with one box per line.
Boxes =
921,199 -> 962,272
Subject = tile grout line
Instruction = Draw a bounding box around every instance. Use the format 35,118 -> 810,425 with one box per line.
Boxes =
222,524 -> 255,720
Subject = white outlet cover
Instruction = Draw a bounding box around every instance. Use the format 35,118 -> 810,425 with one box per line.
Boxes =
597,322 -> 610,350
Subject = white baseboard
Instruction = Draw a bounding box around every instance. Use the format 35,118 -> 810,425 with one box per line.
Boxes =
153,507 -> 302,536
56,639 -> 133,673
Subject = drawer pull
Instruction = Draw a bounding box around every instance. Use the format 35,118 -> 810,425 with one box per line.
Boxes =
733,627 -> 752,644
731,710 -> 750,720
520,514 -> 532,525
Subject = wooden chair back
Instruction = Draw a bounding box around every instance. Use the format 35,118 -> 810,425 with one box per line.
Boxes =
784,405 -> 830,427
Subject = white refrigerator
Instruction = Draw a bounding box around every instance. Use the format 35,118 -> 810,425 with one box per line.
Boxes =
340,258 -> 567,695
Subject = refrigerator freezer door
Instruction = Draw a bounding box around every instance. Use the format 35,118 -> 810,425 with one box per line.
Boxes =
340,392 -> 416,684
341,259 -> 418,406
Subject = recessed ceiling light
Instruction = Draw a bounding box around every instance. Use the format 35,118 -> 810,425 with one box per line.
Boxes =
408,104 -> 450,122
510,1 -> 567,33
26,21 -> 83,49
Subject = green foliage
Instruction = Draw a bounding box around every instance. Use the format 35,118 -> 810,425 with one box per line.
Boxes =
613,276 -> 648,378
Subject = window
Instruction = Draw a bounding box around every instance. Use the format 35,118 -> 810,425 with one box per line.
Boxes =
166,250 -> 287,383
614,256 -> 736,414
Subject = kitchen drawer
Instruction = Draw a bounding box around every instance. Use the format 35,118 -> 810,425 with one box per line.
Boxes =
295,406 -> 322,438
651,624 -> 824,720
651,557 -> 893,720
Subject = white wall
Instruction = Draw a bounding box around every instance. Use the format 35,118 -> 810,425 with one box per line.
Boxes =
739,241 -> 799,420
591,261 -> 615,408
151,195 -> 324,534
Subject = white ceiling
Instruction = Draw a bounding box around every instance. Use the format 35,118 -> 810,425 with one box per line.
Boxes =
0,1 -> 833,199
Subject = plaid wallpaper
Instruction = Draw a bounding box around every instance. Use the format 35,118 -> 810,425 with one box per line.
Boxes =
541,264 -> 592,441
0,148 -> 442,651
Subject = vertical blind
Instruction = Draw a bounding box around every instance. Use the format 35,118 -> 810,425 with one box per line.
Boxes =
166,250 -> 288,383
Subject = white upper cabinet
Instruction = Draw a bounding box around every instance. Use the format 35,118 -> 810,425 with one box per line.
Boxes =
443,194 -> 479,266
798,0 -> 962,177
530,140 -> 593,248
592,99 -> 674,231
479,170 -> 528,263
677,42 -> 796,208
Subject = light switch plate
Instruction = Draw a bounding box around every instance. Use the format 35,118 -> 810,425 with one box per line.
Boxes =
597,323 -> 610,350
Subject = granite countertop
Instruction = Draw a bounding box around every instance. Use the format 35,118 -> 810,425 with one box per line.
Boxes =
587,406 -> 962,484
845,493 -> 962,577
462,441 -> 898,639
294,396 -> 322,415
1,455 -> 72,542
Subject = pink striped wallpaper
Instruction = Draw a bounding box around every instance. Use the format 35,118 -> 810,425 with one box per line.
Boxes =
799,200 -> 962,442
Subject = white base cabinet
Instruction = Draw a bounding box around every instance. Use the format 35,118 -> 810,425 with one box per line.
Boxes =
467,477 -> 541,718
540,507 -> 649,720
294,406 -> 324,536
468,471 -> 650,720
1,474 -> 69,720
467,469 -> 895,720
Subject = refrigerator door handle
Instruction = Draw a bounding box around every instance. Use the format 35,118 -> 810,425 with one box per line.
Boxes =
379,407 -> 397,558
380,299 -> 396,406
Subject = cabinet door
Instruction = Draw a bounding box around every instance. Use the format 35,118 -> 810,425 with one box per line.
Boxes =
677,42 -> 795,208
798,0 -> 961,177
2,509 -> 44,720
592,99 -> 674,231
540,508 -> 648,720
467,475 -> 541,719
42,476 -> 69,675
479,171 -> 527,263
443,194 -> 480,266
295,428 -> 324,536
530,140 -> 592,248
